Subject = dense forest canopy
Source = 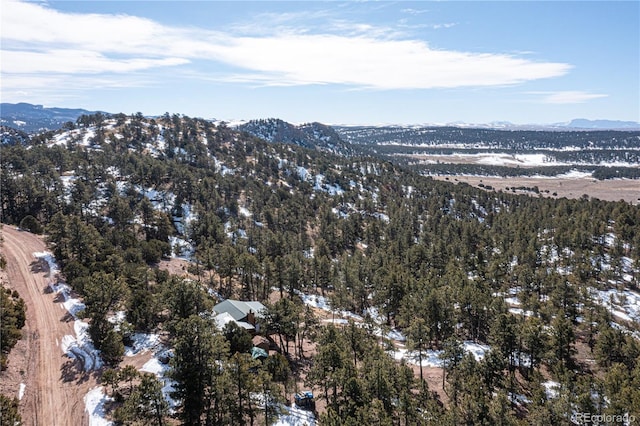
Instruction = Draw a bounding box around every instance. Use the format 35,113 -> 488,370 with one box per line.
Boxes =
1,112 -> 639,425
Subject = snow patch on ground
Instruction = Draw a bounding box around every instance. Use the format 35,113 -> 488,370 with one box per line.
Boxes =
34,252 -> 103,371
463,341 -> 491,361
543,380 -> 560,399
34,251 -> 60,277
300,295 -> 405,341
314,174 -> 345,196
141,357 -> 179,411
391,348 -> 444,367
391,341 -> 489,367
300,293 -> 331,311
386,329 -> 407,342
18,383 -> 26,400
472,153 -> 566,167
169,236 -> 194,260
556,170 -> 593,179
125,333 -> 161,357
61,320 -> 103,371
509,392 -> 532,406
84,387 -> 113,426
591,288 -> 640,324
322,318 -> 349,325
273,403 -> 316,426
509,308 -> 535,317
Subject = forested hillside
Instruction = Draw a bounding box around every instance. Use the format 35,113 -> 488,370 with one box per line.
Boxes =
2,112 -> 639,425
237,118 -> 351,154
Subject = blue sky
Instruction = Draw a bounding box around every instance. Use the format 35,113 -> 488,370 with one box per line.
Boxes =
2,0 -> 638,125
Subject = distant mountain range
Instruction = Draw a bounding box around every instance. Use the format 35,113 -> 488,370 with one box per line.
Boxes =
1,102 -> 638,135
560,118 -> 640,130
0,103 -> 103,132
399,119 -> 640,131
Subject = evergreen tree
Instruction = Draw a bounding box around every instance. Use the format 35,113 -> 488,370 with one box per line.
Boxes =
170,315 -> 229,426
0,395 -> 21,426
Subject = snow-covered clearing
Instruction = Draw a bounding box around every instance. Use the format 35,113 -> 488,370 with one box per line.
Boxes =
464,341 -> 492,361
391,348 -> 445,368
477,153 -> 564,167
591,288 -> 640,324
390,341 -> 490,368
299,293 -> 406,341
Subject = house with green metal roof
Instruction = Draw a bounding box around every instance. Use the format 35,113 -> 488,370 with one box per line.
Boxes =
213,299 -> 266,333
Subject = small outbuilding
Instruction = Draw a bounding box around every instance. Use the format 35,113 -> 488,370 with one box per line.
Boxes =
252,335 -> 271,352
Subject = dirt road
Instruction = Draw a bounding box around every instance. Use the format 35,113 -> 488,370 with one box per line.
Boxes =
1,226 -> 94,425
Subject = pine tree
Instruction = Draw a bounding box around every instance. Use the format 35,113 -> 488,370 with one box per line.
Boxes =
0,395 -> 21,426
171,315 -> 229,426
405,317 -> 429,384
440,337 -> 464,404
228,352 -> 261,426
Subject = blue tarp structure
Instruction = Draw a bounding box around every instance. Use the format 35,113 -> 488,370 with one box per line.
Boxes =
251,346 -> 268,360
294,390 -> 315,409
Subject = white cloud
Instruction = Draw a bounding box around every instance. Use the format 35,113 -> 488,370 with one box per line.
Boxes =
530,91 -> 608,104
0,72 -> 157,104
1,0 -> 572,92
210,34 -> 570,89
429,23 -> 457,30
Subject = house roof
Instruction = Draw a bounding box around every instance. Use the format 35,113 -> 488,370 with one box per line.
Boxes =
213,299 -> 266,321
214,312 -> 254,331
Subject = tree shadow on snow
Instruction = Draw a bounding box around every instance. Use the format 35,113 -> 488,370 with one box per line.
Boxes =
30,259 -> 46,274
60,357 -> 94,385
60,358 -> 81,383
60,311 -> 75,323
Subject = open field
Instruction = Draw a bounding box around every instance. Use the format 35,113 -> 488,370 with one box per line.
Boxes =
432,175 -> 640,204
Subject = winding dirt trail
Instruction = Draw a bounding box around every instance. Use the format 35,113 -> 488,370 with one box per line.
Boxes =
1,226 -> 94,425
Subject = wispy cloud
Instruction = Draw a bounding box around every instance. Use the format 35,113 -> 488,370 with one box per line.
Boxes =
429,23 -> 457,30
0,73 -> 156,105
3,50 -> 189,74
401,8 -> 430,16
529,91 -> 608,104
2,0 -> 572,98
